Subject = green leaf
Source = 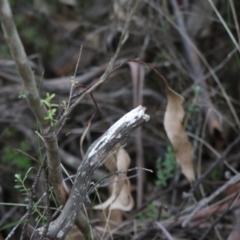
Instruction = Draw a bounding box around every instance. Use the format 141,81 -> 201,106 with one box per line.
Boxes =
41,99 -> 50,107
18,91 -> 26,99
23,167 -> 35,182
50,108 -> 56,114
44,116 -> 51,120
14,174 -> 21,180
48,93 -> 55,100
194,85 -> 201,96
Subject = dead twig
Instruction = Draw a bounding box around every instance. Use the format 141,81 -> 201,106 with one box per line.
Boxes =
54,0 -> 142,131
200,192 -> 240,240
155,222 -> 175,240
129,62 -> 145,207
37,106 -> 149,239
177,134 -> 240,217
182,172 -> 240,227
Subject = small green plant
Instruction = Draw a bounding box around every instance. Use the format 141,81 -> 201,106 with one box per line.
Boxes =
14,169 -> 33,201
186,86 -> 201,114
14,169 -> 46,224
41,92 -> 59,126
70,76 -> 78,87
18,91 -> 26,99
62,100 -> 67,110
155,146 -> 177,188
185,85 -> 201,132
0,168 -> 46,232
137,202 -> 171,222
137,202 -> 159,222
210,167 -> 222,181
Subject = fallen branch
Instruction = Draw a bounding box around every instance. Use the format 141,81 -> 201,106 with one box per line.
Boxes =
38,105 -> 150,239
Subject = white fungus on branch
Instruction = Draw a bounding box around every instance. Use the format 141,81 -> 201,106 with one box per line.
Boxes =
88,105 -> 150,158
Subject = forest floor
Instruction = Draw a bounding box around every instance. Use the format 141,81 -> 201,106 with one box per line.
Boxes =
1,1 -> 240,239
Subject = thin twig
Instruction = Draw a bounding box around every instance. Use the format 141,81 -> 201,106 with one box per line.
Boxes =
229,0 -> 240,45
207,0 -> 240,52
54,0 -> 142,131
67,45 -> 83,110
146,0 -> 240,128
6,213 -> 28,240
155,222 -> 175,240
14,149 -> 41,165
133,64 -> 145,208
182,172 -> 240,227
199,192 -> 240,240
80,93 -> 99,158
88,167 -> 153,195
177,134 -> 240,217
37,106 -> 149,239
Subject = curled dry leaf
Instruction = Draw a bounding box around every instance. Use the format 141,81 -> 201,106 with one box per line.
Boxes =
94,146 -> 134,211
164,87 -> 195,182
109,178 -> 134,211
94,176 -> 134,211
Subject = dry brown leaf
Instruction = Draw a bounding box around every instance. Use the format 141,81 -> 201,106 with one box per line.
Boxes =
125,59 -> 195,183
94,146 -> 134,211
109,178 -> 134,211
94,177 -> 133,211
164,87 -> 195,182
